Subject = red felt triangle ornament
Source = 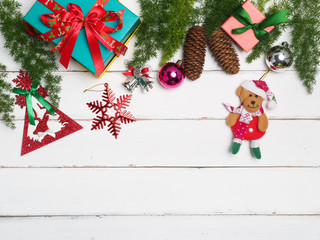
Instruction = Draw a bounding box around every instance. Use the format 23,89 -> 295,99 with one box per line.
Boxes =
21,105 -> 83,156
12,70 -> 83,156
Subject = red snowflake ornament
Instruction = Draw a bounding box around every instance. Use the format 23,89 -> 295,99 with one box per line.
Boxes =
13,70 -> 48,108
13,70 -> 33,91
87,83 -> 136,139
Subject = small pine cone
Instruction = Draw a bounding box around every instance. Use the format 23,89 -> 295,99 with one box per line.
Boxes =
183,26 -> 206,80
208,29 -> 240,74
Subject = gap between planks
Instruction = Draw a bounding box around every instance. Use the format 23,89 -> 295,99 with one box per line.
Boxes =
1,213 -> 320,218
2,118 -> 320,121
1,166 -> 320,169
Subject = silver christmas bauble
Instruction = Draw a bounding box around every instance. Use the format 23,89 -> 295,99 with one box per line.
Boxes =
265,42 -> 293,72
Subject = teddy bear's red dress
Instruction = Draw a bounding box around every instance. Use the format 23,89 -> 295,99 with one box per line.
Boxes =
232,116 -> 266,140
224,104 -> 266,142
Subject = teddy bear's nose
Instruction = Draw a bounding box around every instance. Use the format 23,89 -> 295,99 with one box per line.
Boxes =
251,101 -> 256,105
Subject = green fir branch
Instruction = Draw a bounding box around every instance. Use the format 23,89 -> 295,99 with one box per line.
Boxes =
159,0 -> 197,65
0,0 -> 61,106
246,0 -> 290,64
290,0 -> 320,93
129,0 -> 198,67
203,0 -> 243,38
0,64 -> 15,129
247,0 -> 320,93
252,0 -> 270,13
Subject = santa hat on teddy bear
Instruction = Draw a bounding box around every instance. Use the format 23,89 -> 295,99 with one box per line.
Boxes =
241,80 -> 277,109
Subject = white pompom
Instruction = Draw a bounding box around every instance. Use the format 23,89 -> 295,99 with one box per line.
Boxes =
267,100 -> 277,109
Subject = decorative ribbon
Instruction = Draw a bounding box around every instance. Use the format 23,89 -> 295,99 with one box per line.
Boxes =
224,103 -> 264,126
13,79 -> 55,126
122,66 -> 153,92
25,0 -> 127,76
123,66 -> 151,78
224,104 -> 253,121
231,6 -> 291,41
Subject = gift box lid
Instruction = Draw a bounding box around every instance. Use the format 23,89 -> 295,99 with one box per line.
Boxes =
221,0 -> 274,53
23,0 -> 141,75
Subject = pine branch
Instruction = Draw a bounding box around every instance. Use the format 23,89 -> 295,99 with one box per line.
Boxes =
252,0 -> 270,13
290,0 -> 320,93
0,63 -> 15,129
246,0 -> 291,64
158,0 -> 197,65
247,0 -> 320,93
0,0 -> 61,106
203,0 -> 243,38
129,0 -> 198,67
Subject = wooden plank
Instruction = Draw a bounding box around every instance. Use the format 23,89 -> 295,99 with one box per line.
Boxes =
1,216 -> 320,240
0,2 -> 317,238
4,71 -> 320,120
2,119 -> 320,166
0,168 -> 320,215
0,120 -> 319,167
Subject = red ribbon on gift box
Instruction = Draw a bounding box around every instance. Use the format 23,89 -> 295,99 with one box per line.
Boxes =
24,0 -> 127,76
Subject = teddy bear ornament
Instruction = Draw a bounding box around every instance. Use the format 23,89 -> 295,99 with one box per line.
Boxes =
224,80 -> 277,159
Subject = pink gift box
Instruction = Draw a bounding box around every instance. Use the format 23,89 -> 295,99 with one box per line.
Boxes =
221,0 -> 274,53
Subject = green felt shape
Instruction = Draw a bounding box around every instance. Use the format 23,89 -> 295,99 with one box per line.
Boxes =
251,147 -> 262,159
231,142 -> 241,155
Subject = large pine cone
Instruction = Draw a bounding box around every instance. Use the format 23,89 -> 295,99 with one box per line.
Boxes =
208,29 -> 240,74
183,26 -> 206,80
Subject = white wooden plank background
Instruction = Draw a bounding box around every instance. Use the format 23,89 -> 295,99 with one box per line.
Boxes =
1,216 -> 320,240
1,0 -> 320,239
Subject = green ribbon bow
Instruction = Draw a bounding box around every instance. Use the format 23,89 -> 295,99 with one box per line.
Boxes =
231,7 -> 291,41
13,79 -> 55,126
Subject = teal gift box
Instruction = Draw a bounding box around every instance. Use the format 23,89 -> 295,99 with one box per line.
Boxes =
23,0 -> 141,78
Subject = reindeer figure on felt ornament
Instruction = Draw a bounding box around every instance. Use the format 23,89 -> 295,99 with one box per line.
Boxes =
224,80 -> 276,159
28,103 -> 67,142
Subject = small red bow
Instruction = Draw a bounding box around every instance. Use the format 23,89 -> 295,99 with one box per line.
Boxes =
123,66 -> 151,78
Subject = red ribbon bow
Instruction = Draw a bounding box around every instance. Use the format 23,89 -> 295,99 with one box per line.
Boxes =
123,66 -> 151,78
25,0 -> 127,76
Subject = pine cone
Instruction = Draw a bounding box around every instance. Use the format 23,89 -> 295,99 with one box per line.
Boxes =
183,26 -> 206,80
208,29 -> 240,74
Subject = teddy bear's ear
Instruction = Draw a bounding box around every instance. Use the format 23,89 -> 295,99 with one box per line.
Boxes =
236,86 -> 243,97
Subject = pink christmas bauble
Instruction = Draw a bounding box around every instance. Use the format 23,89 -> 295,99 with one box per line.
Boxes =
158,61 -> 185,89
